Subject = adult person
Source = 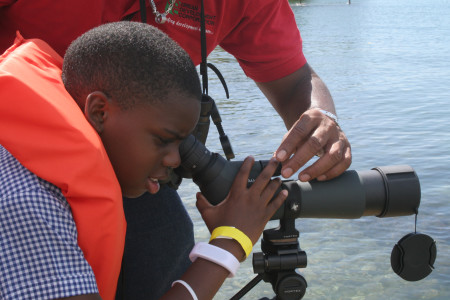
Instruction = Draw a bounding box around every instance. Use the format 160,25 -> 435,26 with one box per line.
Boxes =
0,1 -> 352,299
0,21 -> 287,300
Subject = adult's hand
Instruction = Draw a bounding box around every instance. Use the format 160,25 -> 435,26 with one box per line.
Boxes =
275,108 -> 351,182
256,63 -> 352,182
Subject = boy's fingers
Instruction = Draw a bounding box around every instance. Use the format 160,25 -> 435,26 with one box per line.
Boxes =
260,177 -> 283,205
251,158 -> 280,191
269,189 -> 288,212
231,156 -> 255,191
195,192 -> 212,214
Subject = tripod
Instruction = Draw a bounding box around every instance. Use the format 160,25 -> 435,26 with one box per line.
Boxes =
231,217 -> 308,300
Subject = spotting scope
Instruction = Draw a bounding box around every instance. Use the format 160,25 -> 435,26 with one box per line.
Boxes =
178,134 -> 421,220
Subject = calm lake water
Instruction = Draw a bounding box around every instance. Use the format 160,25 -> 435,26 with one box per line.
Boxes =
177,0 -> 450,299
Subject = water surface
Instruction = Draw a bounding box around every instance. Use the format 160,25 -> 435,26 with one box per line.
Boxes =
177,0 -> 450,298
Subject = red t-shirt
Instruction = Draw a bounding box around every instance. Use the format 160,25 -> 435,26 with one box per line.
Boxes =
0,0 -> 306,82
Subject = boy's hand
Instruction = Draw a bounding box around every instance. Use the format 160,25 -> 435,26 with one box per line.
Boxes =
196,156 -> 288,246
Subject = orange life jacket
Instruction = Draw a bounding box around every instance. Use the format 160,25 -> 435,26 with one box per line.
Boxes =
0,32 -> 126,300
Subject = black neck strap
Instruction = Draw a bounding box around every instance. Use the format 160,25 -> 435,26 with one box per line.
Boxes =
139,0 -> 147,23
200,0 -> 208,94
198,0 -> 234,159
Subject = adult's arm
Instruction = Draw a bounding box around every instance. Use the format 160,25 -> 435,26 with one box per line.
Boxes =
215,0 -> 351,182
256,63 -> 352,182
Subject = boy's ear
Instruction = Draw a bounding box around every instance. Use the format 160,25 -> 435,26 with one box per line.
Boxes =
84,91 -> 110,133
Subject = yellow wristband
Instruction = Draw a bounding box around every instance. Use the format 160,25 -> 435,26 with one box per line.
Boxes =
210,226 -> 253,258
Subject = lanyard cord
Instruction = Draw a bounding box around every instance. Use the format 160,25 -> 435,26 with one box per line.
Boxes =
199,0 -> 229,98
139,0 -> 147,23
200,0 -> 208,95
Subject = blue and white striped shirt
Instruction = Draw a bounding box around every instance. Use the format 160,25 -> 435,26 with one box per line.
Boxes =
0,144 -> 98,300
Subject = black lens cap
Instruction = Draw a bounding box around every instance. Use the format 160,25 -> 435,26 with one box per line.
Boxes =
391,232 -> 436,281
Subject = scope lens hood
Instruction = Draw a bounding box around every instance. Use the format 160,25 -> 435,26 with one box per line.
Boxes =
391,232 -> 436,281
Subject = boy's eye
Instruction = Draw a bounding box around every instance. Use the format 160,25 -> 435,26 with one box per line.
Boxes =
158,137 -> 173,145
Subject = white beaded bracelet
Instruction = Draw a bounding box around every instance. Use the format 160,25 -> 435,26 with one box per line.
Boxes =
189,242 -> 240,278
172,280 -> 198,300
319,109 -> 338,124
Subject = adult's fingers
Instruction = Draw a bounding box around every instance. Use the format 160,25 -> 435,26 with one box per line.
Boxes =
299,134 -> 352,181
313,145 -> 352,181
275,114 -> 319,163
279,116 -> 332,178
283,130 -> 328,178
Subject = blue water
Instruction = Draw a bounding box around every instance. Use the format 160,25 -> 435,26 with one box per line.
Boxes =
177,0 -> 450,298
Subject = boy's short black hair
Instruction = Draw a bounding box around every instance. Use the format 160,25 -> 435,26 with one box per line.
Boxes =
62,21 -> 201,109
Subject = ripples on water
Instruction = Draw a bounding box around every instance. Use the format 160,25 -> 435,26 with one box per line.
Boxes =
177,0 -> 450,298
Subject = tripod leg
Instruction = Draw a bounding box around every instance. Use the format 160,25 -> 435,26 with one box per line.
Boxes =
230,274 -> 264,300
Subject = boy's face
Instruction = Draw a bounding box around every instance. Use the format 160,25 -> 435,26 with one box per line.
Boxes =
87,92 -> 200,198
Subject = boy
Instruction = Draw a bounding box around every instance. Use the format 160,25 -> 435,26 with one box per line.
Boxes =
0,21 -> 287,300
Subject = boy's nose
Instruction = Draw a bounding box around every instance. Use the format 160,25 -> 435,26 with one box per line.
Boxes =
163,145 -> 181,169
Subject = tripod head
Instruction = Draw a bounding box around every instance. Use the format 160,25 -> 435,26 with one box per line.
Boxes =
254,219 -> 308,300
